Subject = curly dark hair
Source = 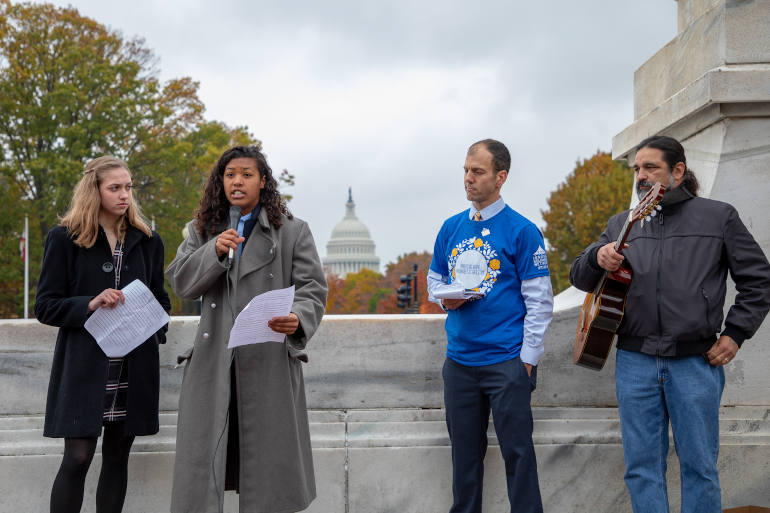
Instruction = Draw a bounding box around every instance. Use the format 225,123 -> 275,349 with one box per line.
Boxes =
194,145 -> 292,235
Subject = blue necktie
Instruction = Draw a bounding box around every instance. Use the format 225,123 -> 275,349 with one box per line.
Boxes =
236,213 -> 252,257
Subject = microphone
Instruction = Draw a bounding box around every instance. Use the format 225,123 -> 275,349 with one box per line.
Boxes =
228,206 -> 241,266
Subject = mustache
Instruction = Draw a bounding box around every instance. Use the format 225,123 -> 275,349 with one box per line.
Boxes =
636,180 -> 655,196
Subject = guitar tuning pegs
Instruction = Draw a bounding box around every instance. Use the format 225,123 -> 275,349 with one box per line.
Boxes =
645,215 -> 652,222
656,205 -> 662,211
650,210 -> 658,217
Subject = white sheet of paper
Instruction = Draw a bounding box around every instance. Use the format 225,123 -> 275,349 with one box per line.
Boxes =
432,282 -> 485,300
228,285 -> 295,348
84,279 -> 170,358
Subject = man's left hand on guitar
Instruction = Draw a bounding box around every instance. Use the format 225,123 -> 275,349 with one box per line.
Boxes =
705,335 -> 738,367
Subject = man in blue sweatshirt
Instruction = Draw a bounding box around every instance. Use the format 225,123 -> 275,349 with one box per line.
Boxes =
428,139 -> 553,513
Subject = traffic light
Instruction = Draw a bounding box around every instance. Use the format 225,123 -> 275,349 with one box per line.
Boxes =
395,264 -> 420,313
397,274 -> 412,308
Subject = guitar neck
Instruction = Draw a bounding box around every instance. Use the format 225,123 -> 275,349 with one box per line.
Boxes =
613,211 -> 634,254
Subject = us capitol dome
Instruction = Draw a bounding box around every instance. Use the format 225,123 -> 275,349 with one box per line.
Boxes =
323,188 -> 380,277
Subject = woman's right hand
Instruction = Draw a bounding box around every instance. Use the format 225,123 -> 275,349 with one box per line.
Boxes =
88,288 -> 125,312
215,229 -> 245,257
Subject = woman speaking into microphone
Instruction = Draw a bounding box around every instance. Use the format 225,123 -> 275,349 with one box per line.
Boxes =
166,145 -> 327,513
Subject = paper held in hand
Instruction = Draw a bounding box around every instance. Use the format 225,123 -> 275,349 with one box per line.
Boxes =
432,283 -> 485,300
434,249 -> 487,300
84,279 -> 170,358
228,285 -> 295,348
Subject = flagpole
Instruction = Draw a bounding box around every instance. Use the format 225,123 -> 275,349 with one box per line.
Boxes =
24,215 -> 29,319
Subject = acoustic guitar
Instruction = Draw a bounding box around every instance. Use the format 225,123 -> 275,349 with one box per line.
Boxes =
573,182 -> 665,370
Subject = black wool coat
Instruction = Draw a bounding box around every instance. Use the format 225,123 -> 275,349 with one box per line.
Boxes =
35,224 -> 171,438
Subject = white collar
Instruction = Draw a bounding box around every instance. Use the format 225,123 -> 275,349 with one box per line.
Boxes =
468,197 -> 505,221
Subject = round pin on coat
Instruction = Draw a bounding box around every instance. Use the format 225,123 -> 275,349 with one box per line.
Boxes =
102,262 -> 114,273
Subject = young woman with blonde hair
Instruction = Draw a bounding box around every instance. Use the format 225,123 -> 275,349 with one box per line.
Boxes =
35,156 -> 170,513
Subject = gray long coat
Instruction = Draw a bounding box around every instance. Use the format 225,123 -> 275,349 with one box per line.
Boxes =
167,209 -> 327,513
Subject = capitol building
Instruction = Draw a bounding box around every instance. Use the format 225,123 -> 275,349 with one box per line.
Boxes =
323,188 -> 380,277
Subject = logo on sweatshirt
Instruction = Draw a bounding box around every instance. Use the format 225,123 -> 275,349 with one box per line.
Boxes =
533,245 -> 548,271
449,237 -> 501,295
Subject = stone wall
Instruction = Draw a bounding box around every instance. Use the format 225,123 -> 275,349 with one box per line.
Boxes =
1,310 -> 769,512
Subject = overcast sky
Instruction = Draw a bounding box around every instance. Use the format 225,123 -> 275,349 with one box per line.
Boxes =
47,0 -> 678,269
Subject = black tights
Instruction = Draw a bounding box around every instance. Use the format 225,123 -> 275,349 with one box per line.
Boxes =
50,422 -> 135,513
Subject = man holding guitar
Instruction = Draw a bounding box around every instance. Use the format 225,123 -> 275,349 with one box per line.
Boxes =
570,135 -> 770,513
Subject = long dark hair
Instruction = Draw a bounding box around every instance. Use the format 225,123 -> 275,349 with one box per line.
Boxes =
637,135 -> 699,196
194,146 -> 292,235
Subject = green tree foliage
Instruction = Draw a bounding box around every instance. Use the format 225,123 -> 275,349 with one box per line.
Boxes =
0,2 -> 293,316
541,150 -> 634,294
0,1 -> 200,316
132,122 -> 260,313
0,1 -> 204,238
278,169 -> 295,202
0,175 -> 27,317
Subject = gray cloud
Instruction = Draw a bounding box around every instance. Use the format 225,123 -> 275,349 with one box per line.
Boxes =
46,0 -> 678,268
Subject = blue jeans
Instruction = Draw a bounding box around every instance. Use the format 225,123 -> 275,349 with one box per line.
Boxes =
443,357 -> 542,513
615,349 -> 725,513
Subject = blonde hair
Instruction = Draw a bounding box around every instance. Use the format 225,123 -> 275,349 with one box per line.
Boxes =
60,156 -> 152,248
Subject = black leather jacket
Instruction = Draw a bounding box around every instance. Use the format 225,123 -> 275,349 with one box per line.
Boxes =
570,186 -> 770,357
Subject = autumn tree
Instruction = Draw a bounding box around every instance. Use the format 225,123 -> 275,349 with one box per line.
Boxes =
0,2 -> 292,316
0,1 -> 205,238
325,268 -> 391,314
323,252 -> 446,315
324,274 -> 347,314
378,251 -> 443,314
0,1 -> 194,313
541,150 -> 633,293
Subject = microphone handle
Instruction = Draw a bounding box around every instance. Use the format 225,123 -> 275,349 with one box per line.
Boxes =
228,206 -> 241,267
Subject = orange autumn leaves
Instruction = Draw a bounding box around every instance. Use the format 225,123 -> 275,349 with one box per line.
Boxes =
325,251 -> 444,314
541,151 -> 633,293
